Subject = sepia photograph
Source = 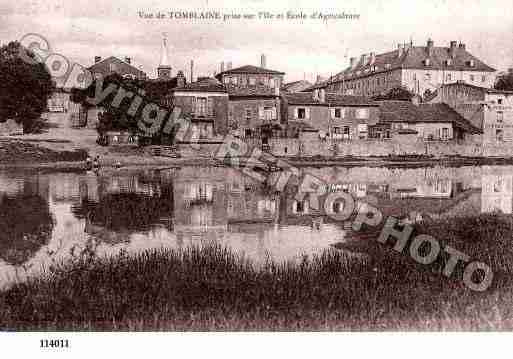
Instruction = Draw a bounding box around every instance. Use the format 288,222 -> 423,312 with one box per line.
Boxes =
1,0 -> 513,356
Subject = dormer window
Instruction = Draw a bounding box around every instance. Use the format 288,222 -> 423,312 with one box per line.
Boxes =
468,59 -> 475,67
424,58 -> 431,66
445,59 -> 452,66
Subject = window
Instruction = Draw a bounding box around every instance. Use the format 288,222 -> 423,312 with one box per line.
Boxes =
293,200 -> 309,214
425,72 -> 431,81
445,59 -> 452,66
263,106 -> 275,121
446,73 -> 452,81
497,111 -> 504,123
297,108 -> 306,119
245,108 -> 252,125
231,77 -> 238,85
441,127 -> 449,140
249,77 -> 256,85
224,77 -> 230,84
109,63 -> 117,72
357,124 -> 368,139
498,99 -> 503,105
196,97 -> 207,116
482,75 -> 486,83
496,129 -> 504,142
269,78 -> 275,88
356,108 -> 369,119
424,59 -> 431,66
333,127 -> 342,134
469,74 -> 475,82
343,126 -> 350,136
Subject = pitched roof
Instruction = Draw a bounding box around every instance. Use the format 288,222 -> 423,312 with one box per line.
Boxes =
328,43 -> 496,84
216,65 -> 285,77
172,77 -> 226,93
437,81 -> 513,95
377,100 -> 482,134
282,80 -> 313,92
88,56 -> 146,77
282,92 -> 377,106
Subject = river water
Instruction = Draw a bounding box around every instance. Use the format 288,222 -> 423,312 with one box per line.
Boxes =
0,164 -> 511,289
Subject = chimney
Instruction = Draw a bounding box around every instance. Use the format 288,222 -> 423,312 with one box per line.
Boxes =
360,54 -> 367,65
94,56 -> 102,63
260,54 -> 267,68
319,89 -> 326,103
316,74 -> 323,84
449,40 -> 457,58
227,61 -> 232,70
350,57 -> 357,68
427,38 -> 434,56
369,52 -> 376,65
176,70 -> 185,88
124,57 -> 131,64
220,61 -> 225,73
190,60 -> 194,82
397,44 -> 404,58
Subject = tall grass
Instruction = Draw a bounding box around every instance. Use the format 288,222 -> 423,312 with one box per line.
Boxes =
1,214 -> 513,331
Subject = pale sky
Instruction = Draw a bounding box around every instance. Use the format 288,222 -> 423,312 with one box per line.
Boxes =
1,0 -> 512,83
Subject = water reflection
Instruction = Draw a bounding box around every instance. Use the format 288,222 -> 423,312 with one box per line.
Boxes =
0,164 -> 512,288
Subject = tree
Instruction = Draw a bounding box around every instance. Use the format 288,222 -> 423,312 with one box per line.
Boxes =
495,72 -> 513,91
0,41 -> 54,133
372,87 -> 415,101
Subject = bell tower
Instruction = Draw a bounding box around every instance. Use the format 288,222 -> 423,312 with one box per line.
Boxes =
157,33 -> 172,79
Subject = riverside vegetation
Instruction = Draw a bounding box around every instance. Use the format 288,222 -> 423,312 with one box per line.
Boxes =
0,214 -> 512,330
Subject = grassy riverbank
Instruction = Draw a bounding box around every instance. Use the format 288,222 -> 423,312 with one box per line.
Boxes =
0,140 -> 87,164
1,214 -> 512,331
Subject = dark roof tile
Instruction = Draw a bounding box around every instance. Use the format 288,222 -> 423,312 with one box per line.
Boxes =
282,92 -> 377,106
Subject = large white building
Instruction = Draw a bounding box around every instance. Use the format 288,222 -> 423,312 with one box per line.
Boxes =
317,39 -> 496,98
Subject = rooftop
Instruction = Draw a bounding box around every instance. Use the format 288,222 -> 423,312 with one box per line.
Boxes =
216,65 -> 285,78
172,77 -> 226,93
377,100 -> 482,134
329,40 -> 496,84
282,92 -> 377,106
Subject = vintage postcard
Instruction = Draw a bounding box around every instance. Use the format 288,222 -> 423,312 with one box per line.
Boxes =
1,0 -> 513,356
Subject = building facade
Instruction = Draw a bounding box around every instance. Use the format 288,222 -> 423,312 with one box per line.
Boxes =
429,82 -> 513,144
214,60 -> 285,139
376,100 -> 482,141
318,39 -> 496,98
171,76 -> 229,139
281,89 -> 380,139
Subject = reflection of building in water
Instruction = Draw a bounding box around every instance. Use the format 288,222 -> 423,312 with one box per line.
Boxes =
481,175 -> 513,214
390,179 -> 453,199
173,167 -> 229,238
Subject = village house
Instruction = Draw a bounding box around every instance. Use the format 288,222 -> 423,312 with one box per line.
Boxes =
376,100 -> 482,141
170,76 -> 229,140
428,81 -> 513,144
317,39 -> 496,99
214,55 -> 285,141
281,89 -> 380,140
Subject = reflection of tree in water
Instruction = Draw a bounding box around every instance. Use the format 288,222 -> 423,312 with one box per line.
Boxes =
0,194 -> 54,266
72,182 -> 174,233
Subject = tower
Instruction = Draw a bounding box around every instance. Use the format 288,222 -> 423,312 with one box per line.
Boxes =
157,33 -> 172,79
